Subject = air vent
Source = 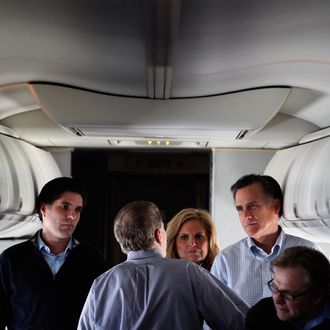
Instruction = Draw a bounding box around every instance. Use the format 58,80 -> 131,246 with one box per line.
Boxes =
69,127 -> 85,136
236,130 -> 249,140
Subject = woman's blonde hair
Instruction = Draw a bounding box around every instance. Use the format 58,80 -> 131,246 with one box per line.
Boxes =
166,208 -> 220,271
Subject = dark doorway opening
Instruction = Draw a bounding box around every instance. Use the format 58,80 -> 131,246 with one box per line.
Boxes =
72,149 -> 210,266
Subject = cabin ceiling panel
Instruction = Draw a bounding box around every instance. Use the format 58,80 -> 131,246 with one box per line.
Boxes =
0,84 -> 39,120
30,84 -> 290,139
243,113 -> 319,146
172,0 -> 330,96
0,1 -> 330,97
282,92 -> 330,128
0,0 -> 148,96
0,1 -> 330,149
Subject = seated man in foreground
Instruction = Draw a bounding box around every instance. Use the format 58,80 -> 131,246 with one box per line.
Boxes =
245,246 -> 330,330
79,200 -> 248,330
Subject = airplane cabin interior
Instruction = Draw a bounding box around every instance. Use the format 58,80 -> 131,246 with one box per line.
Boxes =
1,0 -> 330,259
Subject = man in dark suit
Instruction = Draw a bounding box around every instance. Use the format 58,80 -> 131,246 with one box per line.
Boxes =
246,246 -> 330,330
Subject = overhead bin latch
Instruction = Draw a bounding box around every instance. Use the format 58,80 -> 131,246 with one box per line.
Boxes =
293,203 -> 299,218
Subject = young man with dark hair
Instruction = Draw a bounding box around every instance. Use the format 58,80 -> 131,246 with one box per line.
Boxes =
0,177 -> 107,330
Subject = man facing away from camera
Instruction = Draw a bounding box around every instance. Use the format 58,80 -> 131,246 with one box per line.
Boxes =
79,200 -> 248,330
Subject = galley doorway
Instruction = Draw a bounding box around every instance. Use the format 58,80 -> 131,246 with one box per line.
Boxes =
72,149 -> 211,266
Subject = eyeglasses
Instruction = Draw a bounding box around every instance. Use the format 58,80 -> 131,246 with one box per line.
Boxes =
267,279 -> 311,301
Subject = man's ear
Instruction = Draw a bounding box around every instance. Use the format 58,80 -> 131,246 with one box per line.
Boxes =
273,199 -> 281,216
40,203 -> 47,218
154,228 -> 161,244
312,290 -> 324,306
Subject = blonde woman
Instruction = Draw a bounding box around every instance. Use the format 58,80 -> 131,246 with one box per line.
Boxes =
166,208 -> 219,271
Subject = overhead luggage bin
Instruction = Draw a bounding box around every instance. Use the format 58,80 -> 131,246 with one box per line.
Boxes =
0,133 -> 61,217
0,135 -> 34,214
264,146 -> 300,190
0,213 -> 41,238
2,135 -> 35,214
283,142 -> 319,220
265,137 -> 330,243
19,140 -> 62,196
0,138 -> 16,213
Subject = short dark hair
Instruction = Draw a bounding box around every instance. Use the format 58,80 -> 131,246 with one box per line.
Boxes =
270,246 -> 330,301
36,177 -> 87,220
230,174 -> 283,217
114,201 -> 163,254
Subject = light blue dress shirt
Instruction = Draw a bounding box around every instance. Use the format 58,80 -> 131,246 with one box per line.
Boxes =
211,227 -> 318,307
37,231 -> 75,276
78,248 -> 248,330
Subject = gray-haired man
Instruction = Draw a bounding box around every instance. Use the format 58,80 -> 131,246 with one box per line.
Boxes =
79,200 -> 248,330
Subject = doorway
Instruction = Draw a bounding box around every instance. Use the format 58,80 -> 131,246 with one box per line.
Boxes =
72,149 -> 211,266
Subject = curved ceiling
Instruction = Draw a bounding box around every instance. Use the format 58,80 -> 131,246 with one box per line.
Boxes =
0,0 -> 330,148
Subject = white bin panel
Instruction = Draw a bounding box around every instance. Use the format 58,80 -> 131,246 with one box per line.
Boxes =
19,141 -> 61,195
0,139 -> 16,213
0,135 -> 35,214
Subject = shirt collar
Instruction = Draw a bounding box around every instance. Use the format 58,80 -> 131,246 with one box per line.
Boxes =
248,226 -> 283,257
36,230 -> 74,254
302,303 -> 330,330
127,248 -> 163,261
324,303 -> 330,319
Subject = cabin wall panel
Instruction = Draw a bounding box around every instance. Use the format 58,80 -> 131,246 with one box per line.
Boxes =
50,149 -> 72,177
